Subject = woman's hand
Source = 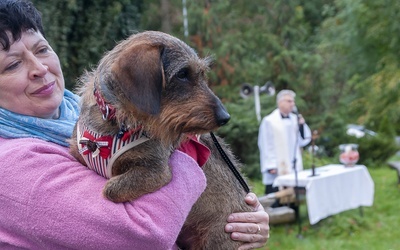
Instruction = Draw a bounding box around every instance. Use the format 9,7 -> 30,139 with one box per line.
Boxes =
225,192 -> 270,250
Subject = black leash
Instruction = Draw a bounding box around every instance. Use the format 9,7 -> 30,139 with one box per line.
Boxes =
209,132 -> 250,193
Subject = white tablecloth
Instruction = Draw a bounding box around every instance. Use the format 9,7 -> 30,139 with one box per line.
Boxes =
273,164 -> 374,225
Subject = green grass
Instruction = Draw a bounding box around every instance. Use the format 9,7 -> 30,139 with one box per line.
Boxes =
250,166 -> 400,250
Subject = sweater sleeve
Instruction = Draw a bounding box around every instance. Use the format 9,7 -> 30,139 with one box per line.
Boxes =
0,137 -> 206,250
298,122 -> 312,147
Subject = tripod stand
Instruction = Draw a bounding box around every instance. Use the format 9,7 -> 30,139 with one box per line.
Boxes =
309,130 -> 320,177
291,114 -> 302,239
291,116 -> 316,238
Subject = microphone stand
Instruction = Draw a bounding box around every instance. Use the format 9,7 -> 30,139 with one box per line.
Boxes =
309,130 -> 319,177
291,111 -> 302,239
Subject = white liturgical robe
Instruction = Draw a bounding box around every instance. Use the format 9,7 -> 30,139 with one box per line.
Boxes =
258,109 -> 311,185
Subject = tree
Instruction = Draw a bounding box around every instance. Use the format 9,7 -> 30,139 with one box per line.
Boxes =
32,0 -> 399,167
32,0 -> 143,89
159,0 -> 334,173
317,0 -> 400,134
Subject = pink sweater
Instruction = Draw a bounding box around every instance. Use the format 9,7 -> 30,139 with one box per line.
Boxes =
0,137 -> 206,249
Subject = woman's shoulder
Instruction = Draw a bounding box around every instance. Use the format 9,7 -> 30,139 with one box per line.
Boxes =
0,137 -> 84,192
0,137 -> 72,156
0,137 -> 206,249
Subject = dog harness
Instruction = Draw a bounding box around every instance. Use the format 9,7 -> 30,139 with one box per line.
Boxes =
76,121 -> 149,179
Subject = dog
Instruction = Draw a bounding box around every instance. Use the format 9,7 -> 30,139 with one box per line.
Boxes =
69,31 -> 252,249
177,133 -> 252,249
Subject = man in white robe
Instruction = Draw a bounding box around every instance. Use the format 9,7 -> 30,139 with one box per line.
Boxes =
258,90 -> 311,201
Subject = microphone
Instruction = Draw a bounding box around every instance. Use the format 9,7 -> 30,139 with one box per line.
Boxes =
292,106 -> 305,127
292,106 -> 299,115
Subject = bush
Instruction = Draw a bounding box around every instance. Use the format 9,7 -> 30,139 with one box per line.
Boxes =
216,95 -> 274,180
355,134 -> 399,167
319,113 -> 399,167
314,113 -> 354,158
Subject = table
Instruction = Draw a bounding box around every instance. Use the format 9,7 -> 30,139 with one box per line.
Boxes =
273,164 -> 374,225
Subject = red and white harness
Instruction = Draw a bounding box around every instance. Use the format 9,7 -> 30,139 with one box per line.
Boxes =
76,85 -> 150,178
77,121 -> 149,179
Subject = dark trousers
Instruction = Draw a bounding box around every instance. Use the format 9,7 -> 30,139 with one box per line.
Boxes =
265,184 -> 279,195
265,184 -> 280,208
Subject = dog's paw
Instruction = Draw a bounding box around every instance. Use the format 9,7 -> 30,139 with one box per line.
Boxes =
103,179 -> 133,203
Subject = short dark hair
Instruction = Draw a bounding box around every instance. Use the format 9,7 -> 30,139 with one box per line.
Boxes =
0,0 -> 45,51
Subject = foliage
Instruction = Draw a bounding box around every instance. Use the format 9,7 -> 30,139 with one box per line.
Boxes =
181,0 -> 326,96
32,0 -> 143,89
356,134 -> 399,166
216,95 -> 276,179
317,0 -> 400,134
171,0 -> 335,174
314,112 -> 353,157
314,112 -> 399,166
32,0 -> 400,168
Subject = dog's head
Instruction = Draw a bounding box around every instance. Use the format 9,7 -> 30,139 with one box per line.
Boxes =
96,31 -> 230,143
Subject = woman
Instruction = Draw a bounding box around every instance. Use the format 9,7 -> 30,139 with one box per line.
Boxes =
0,0 -> 269,249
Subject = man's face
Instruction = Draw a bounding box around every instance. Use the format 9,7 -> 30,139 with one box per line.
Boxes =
277,94 -> 295,115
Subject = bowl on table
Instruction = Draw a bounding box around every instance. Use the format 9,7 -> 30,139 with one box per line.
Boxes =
339,144 -> 359,167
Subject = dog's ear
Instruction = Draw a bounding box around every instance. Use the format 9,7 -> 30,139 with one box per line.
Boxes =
112,43 -> 164,115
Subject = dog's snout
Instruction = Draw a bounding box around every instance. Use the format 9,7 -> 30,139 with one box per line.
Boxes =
216,105 -> 230,126
217,112 -> 230,126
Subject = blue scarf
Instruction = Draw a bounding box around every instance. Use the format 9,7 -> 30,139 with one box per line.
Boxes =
0,90 -> 80,147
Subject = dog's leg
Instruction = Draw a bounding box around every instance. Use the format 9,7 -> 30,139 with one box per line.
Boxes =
103,163 -> 172,203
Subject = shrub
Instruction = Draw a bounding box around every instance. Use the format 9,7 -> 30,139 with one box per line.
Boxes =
355,134 -> 399,167
216,95 -> 274,180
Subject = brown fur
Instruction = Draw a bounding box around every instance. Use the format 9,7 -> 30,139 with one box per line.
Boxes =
179,133 -> 252,249
69,31 -> 251,249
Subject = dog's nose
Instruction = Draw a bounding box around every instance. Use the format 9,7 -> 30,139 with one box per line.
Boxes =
216,108 -> 230,126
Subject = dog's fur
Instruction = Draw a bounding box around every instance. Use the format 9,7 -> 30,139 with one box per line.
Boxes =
178,133 -> 252,249
69,31 -> 251,249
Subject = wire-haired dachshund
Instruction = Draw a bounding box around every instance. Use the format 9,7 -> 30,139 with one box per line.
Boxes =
69,31 -> 251,249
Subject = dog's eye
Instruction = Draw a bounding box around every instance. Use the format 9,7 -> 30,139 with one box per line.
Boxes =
176,69 -> 189,82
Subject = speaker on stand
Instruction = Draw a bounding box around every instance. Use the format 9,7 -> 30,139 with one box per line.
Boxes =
240,81 -> 275,122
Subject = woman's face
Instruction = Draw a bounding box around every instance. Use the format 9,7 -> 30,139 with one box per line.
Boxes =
0,29 -> 64,119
